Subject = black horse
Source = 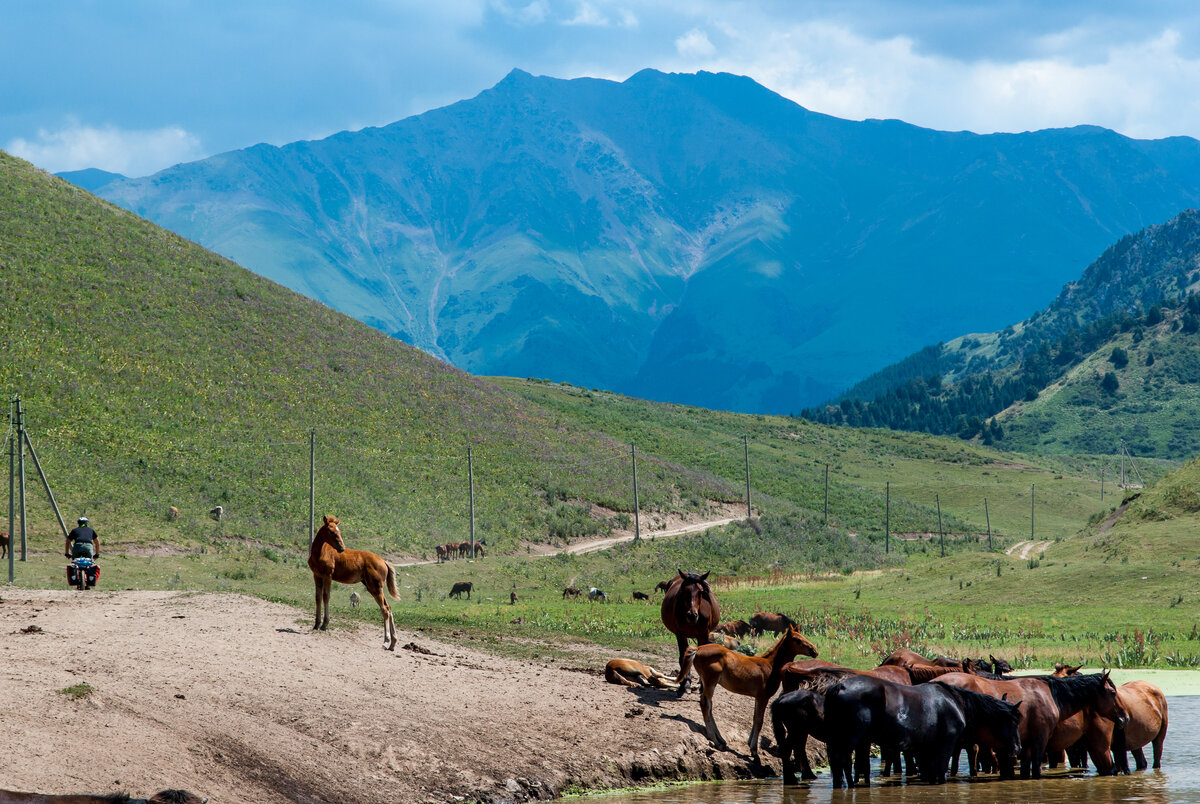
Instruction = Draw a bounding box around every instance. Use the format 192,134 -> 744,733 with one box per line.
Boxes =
771,689 -> 828,784
823,675 -> 1022,787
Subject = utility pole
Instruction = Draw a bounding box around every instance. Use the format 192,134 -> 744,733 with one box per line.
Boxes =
937,493 -> 944,558
885,481 -> 890,554
1031,483 -> 1035,541
467,446 -> 475,555
15,397 -> 26,561
631,443 -> 640,541
7,399 -> 14,583
984,497 -> 992,551
308,429 -> 315,547
1100,464 -> 1104,501
743,435 -> 751,520
824,464 -> 829,525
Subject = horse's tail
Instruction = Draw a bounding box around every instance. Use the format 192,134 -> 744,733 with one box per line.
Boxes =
385,562 -> 399,599
675,644 -> 697,683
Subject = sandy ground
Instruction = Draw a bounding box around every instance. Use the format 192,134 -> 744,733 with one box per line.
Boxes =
0,589 -> 809,804
1004,539 -> 1052,559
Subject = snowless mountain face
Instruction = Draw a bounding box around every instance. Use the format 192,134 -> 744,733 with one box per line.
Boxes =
89,68 -> 1200,413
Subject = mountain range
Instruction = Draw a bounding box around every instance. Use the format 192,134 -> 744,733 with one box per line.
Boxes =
78,69 -> 1200,412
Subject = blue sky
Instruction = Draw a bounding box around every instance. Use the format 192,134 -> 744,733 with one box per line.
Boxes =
5,1 -> 1200,176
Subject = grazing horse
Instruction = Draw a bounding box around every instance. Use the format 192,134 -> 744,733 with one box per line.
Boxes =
678,624 -> 819,761
632,590 -> 649,601
661,570 -> 720,692
716,619 -> 752,639
307,515 -> 399,650
0,789 -> 206,803
823,676 -> 1022,787
749,611 -> 795,636
588,587 -> 607,602
605,657 -> 682,689
435,544 -> 447,562
458,541 -> 471,558
562,586 -> 582,599
937,670 -> 1124,779
654,579 -> 672,593
449,581 -> 473,599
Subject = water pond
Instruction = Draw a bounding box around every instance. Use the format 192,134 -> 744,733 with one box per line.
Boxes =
584,696 -> 1199,804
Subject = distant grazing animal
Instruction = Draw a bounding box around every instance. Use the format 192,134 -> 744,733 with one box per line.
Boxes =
632,590 -> 649,601
435,544 -> 448,562
510,591 -> 517,605
442,542 -> 459,560
209,505 -> 223,521
661,570 -> 721,694
307,515 -> 399,650
449,581 -> 473,599
654,579 -> 672,593
588,587 -> 607,602
472,543 -> 485,558
749,612 -> 795,636
716,619 -> 752,639
0,789 -> 207,803
604,657 -> 682,689
349,591 -> 360,608
677,624 -> 818,762
562,586 -> 582,599
458,541 -> 471,559
0,532 -> 7,559
166,506 -> 179,521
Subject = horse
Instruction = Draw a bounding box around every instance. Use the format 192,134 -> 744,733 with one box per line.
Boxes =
0,531 -> 7,559
458,541 -> 471,558
990,654 -> 1014,673
435,544 -> 447,562
0,790 -> 206,803
469,543 -> 485,558
1052,662 -> 1083,677
661,570 -> 720,693
771,688 -> 828,784
349,591 -> 360,608
588,587 -> 607,602
654,579 -> 672,593
510,591 -> 518,605
632,590 -> 649,601
1109,681 -> 1168,772
449,581 -> 472,599
878,647 -> 934,668
677,624 -> 818,762
709,631 -> 740,650
823,675 -> 1022,787
307,516 -> 399,650
604,657 -> 682,689
748,611 -> 795,635
715,619 -> 752,639
936,670 -> 1124,778
562,586 -> 582,599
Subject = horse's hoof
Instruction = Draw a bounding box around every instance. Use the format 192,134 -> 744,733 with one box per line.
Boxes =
319,623 -> 328,631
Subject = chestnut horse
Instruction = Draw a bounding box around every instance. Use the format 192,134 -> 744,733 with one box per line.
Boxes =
678,624 -> 818,761
660,570 -> 720,693
307,515 -> 399,650
604,657 -> 681,689
937,670 -> 1124,778
1110,681 -> 1169,772
0,791 -> 205,803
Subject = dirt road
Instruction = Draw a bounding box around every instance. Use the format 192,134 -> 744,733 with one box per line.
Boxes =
0,589 -> 802,804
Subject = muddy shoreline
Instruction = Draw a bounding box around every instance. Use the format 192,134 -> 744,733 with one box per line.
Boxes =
0,590 -> 822,804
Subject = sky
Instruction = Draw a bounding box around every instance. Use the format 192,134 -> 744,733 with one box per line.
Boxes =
5,0 -> 1200,177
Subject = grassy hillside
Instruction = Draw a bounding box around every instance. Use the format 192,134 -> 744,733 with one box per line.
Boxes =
0,151 -> 741,556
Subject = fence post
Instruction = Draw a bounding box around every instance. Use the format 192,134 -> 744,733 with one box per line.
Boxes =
937,493 -> 944,558
631,443 -> 640,541
743,435 -> 751,520
308,428 -> 315,547
468,446 -> 475,555
984,497 -> 991,551
885,481 -> 890,554
16,397 -> 26,562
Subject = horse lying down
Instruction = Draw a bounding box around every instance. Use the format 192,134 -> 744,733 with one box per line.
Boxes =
0,789 -> 206,804
604,657 -> 683,689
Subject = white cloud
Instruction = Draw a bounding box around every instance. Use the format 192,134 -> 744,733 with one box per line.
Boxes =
675,28 -> 716,59
491,0 -> 549,25
6,122 -> 203,176
563,1 -> 607,27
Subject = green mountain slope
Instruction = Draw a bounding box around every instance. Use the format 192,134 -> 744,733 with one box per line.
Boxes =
0,151 -> 739,555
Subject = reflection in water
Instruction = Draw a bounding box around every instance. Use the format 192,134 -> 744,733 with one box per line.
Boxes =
586,697 -> 1199,804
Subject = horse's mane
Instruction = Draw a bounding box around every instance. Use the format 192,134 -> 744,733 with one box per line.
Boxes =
788,667 -> 855,694
932,681 -> 1019,724
907,664 -> 958,682
1038,672 -> 1110,712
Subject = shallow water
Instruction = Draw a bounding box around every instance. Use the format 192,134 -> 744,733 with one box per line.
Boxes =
586,696 -> 1199,804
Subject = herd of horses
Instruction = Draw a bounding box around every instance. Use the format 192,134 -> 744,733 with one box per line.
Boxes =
435,540 -> 484,561
630,568 -> 1170,787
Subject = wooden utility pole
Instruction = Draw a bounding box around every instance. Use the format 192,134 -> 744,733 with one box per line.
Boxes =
984,497 -> 991,551
308,429 -> 315,547
631,443 -> 640,541
824,464 -> 829,525
16,397 -> 26,561
1031,484 -> 1035,541
7,400 -> 14,583
467,446 -> 475,555
885,481 -> 890,554
937,493 -> 944,558
743,435 -> 751,520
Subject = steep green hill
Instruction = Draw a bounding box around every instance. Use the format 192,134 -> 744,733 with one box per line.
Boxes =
0,151 -> 739,556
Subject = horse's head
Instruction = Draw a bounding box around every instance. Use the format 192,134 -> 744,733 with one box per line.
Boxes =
991,694 -> 1023,767
320,515 -> 346,552
1052,662 -> 1082,677
990,654 -> 1013,673
676,569 -> 711,627
963,658 -> 990,675
1096,670 -> 1129,728
785,624 -> 819,658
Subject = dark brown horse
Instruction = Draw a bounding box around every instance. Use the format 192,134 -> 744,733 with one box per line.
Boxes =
0,531 -> 7,559
654,579 -> 672,593
660,569 -> 720,693
678,624 -> 819,762
716,619 -> 752,639
449,581 -> 472,599
878,647 -> 933,668
562,586 -> 582,599
749,611 -> 795,635
307,515 -> 399,650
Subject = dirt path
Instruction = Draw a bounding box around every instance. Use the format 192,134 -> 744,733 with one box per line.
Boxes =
0,589 -> 801,804
1098,502 -> 1130,535
1005,539 -> 1052,559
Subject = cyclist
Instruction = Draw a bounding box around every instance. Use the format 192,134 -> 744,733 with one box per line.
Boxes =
65,517 -> 100,560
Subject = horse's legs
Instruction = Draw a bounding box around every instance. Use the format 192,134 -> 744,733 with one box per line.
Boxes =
1152,727 -> 1166,769
854,741 -> 872,786
675,633 -> 691,698
700,684 -> 726,750
320,577 -> 333,630
1133,746 -> 1148,771
312,575 -> 323,630
365,575 -> 396,651
748,695 -> 769,762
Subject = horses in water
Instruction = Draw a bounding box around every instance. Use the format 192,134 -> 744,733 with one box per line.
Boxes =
307,515 -> 399,650
660,569 -> 720,694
